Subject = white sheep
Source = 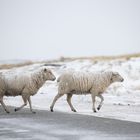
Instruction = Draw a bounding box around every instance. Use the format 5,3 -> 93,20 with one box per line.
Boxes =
50,71 -> 124,112
0,67 -> 56,113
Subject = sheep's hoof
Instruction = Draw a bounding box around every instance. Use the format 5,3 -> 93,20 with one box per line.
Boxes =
50,108 -> 54,112
97,107 -> 100,110
15,108 -> 18,112
32,111 -> 36,114
6,110 -> 10,114
97,106 -> 101,110
72,109 -> 77,112
94,110 -> 97,113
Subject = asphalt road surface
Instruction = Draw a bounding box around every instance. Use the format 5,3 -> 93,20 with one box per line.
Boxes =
0,107 -> 140,140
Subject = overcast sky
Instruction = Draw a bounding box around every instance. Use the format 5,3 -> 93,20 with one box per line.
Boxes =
0,0 -> 140,60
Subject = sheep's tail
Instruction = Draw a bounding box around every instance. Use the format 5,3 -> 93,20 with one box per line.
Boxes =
57,76 -> 61,82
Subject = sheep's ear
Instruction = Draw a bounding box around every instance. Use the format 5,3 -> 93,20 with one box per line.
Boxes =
111,72 -> 115,76
44,68 -> 47,72
112,72 -> 117,76
110,72 -> 114,82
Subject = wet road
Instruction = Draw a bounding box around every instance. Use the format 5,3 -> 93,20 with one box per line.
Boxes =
0,107 -> 140,140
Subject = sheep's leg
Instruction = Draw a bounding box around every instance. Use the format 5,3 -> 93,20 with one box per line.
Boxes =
91,94 -> 97,113
0,97 -> 10,113
15,95 -> 27,112
28,96 -> 36,114
67,94 -> 76,112
50,93 -> 64,112
97,94 -> 104,111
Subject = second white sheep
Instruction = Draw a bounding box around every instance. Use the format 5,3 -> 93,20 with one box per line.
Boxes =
50,71 -> 124,112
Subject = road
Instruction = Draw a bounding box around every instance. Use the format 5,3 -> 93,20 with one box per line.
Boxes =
0,107 -> 140,140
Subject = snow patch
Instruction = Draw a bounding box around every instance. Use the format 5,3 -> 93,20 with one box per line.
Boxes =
1,58 -> 140,122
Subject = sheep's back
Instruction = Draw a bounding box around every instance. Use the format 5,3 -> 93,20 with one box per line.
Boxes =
1,72 -> 30,96
59,72 -> 94,93
58,71 -> 112,94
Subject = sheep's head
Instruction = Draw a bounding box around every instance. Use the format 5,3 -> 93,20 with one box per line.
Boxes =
43,68 -> 56,81
110,72 -> 124,83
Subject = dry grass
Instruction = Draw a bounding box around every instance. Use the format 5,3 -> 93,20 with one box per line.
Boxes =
0,53 -> 140,70
0,61 -> 34,70
59,53 -> 140,61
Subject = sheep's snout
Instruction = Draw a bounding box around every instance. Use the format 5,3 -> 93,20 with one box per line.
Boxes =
52,77 -> 56,81
121,78 -> 124,82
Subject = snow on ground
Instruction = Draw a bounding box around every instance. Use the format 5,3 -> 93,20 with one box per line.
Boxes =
1,57 -> 140,123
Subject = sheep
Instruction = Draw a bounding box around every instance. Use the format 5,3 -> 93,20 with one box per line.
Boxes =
0,67 -> 56,113
50,71 -> 124,113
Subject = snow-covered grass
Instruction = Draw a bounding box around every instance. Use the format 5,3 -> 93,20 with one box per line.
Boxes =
1,57 -> 140,123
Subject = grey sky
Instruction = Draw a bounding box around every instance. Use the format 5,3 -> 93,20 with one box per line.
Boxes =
0,0 -> 140,60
